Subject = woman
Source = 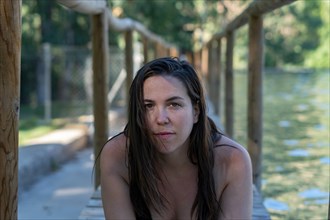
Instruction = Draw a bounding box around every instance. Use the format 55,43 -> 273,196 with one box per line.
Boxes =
100,57 -> 252,220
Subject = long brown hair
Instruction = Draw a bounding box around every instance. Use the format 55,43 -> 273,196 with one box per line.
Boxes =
125,57 -> 221,219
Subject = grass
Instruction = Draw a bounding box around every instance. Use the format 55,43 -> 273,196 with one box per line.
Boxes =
19,117 -> 67,146
18,101 -> 91,146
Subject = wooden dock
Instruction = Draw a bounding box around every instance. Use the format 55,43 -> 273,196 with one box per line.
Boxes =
79,186 -> 271,220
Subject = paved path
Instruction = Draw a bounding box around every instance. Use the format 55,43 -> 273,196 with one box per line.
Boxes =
18,108 -> 127,220
18,147 -> 95,219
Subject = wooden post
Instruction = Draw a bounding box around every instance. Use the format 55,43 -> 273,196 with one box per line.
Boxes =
142,36 -> 148,64
201,46 -> 208,78
194,50 -> 202,77
225,31 -> 234,137
43,43 -> 52,122
208,40 -> 221,115
125,30 -> 133,111
0,1 -> 21,219
216,38 -> 222,116
92,10 -> 109,189
248,15 -> 263,191
155,42 -> 163,58
207,43 -> 214,95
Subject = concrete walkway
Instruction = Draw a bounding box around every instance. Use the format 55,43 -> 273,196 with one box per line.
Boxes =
18,148 -> 95,219
18,108 -> 127,220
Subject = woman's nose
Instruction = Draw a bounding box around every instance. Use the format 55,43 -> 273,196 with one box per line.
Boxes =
156,108 -> 169,124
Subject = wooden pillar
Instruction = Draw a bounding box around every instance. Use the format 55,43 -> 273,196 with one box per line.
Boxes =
42,43 -> 52,122
125,30 -> 133,111
216,38 -> 222,116
201,46 -> 208,78
155,42 -> 162,58
169,47 -> 178,58
0,1 -> 21,219
225,31 -> 234,137
166,47 -> 171,57
92,10 -> 109,189
194,50 -> 202,77
207,43 -> 213,97
142,36 -> 148,64
248,15 -> 264,191
208,40 -> 220,115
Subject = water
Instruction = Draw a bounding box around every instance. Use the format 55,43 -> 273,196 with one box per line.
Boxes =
227,69 -> 329,219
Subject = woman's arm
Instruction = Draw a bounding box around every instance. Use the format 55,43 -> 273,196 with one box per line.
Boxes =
100,135 -> 136,219
216,138 -> 253,219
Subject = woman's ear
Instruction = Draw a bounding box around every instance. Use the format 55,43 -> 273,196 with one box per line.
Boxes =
193,104 -> 200,123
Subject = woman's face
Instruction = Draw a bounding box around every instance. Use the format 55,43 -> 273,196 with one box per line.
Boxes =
143,75 -> 199,156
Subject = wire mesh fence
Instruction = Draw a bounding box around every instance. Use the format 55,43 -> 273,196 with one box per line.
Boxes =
20,44 -> 128,121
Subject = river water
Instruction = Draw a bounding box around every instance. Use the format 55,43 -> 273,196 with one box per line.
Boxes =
224,69 -> 329,219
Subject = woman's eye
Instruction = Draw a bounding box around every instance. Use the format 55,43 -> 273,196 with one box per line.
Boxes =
169,103 -> 181,108
144,103 -> 154,109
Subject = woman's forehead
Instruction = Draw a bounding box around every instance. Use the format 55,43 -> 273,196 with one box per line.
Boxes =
143,75 -> 188,98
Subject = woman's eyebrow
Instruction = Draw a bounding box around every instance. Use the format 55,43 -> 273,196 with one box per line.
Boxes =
166,96 -> 184,102
144,96 -> 184,102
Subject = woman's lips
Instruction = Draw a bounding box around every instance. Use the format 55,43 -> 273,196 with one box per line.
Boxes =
154,132 -> 174,140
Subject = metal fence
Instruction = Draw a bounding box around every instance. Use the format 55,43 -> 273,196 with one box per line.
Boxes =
20,44 -> 129,121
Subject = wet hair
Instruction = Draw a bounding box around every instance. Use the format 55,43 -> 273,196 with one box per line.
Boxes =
125,57 -> 221,219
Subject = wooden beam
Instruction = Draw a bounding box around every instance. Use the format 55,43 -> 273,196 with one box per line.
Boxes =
56,0 -> 106,14
125,30 -> 133,114
0,0 -> 21,219
225,31 -> 234,138
106,9 -> 174,49
92,11 -> 109,189
56,1 -> 175,53
216,38 -> 222,117
247,15 -> 264,191
142,36 -> 149,64
207,0 -> 296,44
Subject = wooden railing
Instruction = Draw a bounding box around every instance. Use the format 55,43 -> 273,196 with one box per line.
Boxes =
193,0 -> 296,190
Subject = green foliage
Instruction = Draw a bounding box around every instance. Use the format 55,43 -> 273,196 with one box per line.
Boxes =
264,1 -> 327,67
118,0 -> 198,51
21,0 -> 91,104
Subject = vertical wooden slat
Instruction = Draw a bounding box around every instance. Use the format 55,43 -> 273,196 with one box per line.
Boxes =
248,15 -> 264,191
216,38 -> 222,116
43,43 -> 52,122
208,40 -> 221,116
207,43 -> 213,99
194,50 -> 202,77
225,31 -> 234,137
201,46 -> 208,78
92,11 -> 109,189
142,36 -> 148,64
0,1 -> 21,219
125,30 -> 133,112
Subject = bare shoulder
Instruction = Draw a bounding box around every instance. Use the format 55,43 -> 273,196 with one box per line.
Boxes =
214,135 -> 250,159
214,135 -> 253,218
100,133 -> 128,180
213,135 -> 252,177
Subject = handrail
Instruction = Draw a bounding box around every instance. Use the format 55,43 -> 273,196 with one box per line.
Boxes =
206,0 -> 296,46
56,0 -> 174,49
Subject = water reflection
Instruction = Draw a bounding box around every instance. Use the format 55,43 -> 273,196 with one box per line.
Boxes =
264,198 -> 290,211
319,157 -> 330,164
232,69 -> 329,219
287,149 -> 310,157
299,188 -> 328,199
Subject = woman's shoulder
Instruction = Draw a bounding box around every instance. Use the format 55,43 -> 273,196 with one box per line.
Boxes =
100,133 -> 128,179
213,135 -> 251,171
